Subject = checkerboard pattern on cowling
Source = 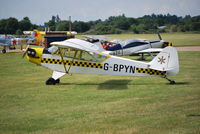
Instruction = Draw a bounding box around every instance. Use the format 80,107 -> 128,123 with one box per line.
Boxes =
167,43 -> 173,46
41,58 -> 103,69
136,67 -> 166,75
164,42 -> 173,47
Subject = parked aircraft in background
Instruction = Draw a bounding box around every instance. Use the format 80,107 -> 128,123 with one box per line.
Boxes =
0,33 -> 37,53
0,34 -> 24,53
23,29 -> 77,46
83,34 -> 172,60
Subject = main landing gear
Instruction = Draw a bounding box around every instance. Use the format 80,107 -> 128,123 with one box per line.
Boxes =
163,76 -> 176,84
46,78 -> 60,85
2,49 -> 6,53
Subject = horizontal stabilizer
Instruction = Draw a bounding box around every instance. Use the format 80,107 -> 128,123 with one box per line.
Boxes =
137,48 -> 163,54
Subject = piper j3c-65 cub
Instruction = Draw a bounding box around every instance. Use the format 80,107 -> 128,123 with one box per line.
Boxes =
23,38 -> 179,85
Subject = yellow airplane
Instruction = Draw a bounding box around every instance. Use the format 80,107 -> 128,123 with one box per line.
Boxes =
23,29 -> 77,46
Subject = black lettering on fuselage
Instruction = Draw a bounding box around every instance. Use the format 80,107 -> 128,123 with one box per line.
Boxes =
119,64 -> 124,71
104,63 -> 109,70
124,65 -> 130,72
113,64 -> 118,71
129,66 -> 135,73
104,63 -> 135,74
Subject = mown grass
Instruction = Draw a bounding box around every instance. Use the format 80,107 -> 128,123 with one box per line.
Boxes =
0,51 -> 200,134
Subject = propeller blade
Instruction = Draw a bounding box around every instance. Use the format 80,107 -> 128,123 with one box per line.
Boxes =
22,45 -> 30,58
158,33 -> 162,40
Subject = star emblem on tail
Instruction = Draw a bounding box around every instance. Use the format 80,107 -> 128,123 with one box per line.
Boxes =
158,56 -> 166,64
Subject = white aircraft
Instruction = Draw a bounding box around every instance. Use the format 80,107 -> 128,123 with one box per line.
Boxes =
84,34 -> 172,60
23,38 -> 179,85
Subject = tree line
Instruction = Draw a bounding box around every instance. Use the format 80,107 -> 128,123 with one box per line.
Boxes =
0,14 -> 200,35
0,17 -> 37,34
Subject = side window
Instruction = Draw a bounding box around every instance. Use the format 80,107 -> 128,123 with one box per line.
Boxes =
52,48 -> 73,58
53,48 -> 107,62
91,52 -> 108,62
80,51 -> 106,62
123,42 -> 148,49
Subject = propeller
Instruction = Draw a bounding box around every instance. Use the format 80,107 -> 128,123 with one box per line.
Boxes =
22,44 -> 30,58
157,33 -> 162,40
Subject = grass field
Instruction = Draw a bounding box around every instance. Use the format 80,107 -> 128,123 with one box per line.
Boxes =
0,50 -> 200,134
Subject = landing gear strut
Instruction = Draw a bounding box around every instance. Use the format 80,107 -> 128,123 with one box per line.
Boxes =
45,78 -> 60,85
163,76 -> 176,84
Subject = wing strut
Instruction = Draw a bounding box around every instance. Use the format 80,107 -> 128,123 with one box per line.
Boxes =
58,48 -> 68,73
67,50 -> 78,72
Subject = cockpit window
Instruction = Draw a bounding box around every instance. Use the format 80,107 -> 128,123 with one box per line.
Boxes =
48,46 -> 58,53
123,42 -> 148,49
52,47 -> 107,62
80,51 -> 107,62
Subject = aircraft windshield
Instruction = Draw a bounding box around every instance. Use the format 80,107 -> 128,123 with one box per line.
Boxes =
48,46 -> 58,53
121,39 -> 149,49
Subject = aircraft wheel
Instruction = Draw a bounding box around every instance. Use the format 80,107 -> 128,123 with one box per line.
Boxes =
46,78 -> 56,85
170,80 -> 176,84
2,49 -> 6,53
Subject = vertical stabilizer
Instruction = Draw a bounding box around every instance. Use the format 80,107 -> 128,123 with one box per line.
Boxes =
149,46 -> 179,76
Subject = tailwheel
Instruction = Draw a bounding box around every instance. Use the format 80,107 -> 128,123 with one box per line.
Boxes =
170,80 -> 176,84
163,76 -> 176,84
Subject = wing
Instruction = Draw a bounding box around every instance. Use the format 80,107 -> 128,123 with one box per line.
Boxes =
50,38 -> 100,52
136,48 -> 163,54
83,35 -> 109,41
0,42 -> 10,46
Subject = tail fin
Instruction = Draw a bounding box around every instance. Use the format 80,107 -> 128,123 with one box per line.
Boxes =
33,30 -> 42,45
149,46 -> 179,76
93,41 -> 106,52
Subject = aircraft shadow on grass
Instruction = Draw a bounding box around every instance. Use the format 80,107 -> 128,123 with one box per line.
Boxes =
59,79 -> 132,90
97,80 -> 132,90
59,80 -> 190,89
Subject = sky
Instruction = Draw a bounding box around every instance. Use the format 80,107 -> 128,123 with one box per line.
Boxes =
0,0 -> 200,25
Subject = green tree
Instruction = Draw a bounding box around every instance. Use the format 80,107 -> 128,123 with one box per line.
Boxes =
191,22 -> 200,31
56,21 -> 69,31
72,21 -> 90,33
170,25 -> 178,32
45,16 -> 57,31
5,17 -> 19,34
19,17 -> 32,31
0,19 -> 7,34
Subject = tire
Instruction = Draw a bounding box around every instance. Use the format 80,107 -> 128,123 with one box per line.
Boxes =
46,78 -> 56,85
170,80 -> 176,84
2,49 -> 6,53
